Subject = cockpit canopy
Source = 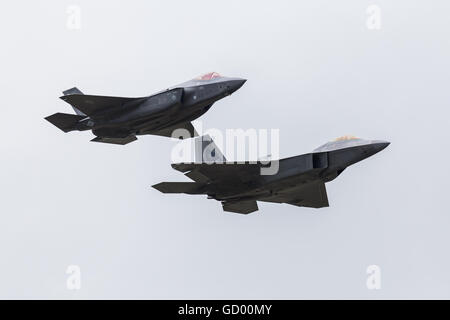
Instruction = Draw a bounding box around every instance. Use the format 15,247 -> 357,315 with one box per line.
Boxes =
195,72 -> 223,80
333,135 -> 359,141
313,136 -> 365,152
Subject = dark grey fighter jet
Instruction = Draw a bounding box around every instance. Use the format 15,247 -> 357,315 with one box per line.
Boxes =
45,72 -> 246,145
152,136 -> 390,214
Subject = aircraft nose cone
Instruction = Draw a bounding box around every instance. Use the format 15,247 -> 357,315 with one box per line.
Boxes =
358,141 -> 390,161
328,139 -> 390,169
226,79 -> 247,94
371,141 -> 390,154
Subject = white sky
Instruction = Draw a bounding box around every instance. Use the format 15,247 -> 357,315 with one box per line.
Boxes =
0,0 -> 449,299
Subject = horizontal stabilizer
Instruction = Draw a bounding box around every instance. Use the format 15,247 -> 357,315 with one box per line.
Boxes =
45,113 -> 85,133
152,182 -> 204,194
222,200 -> 259,214
91,135 -> 137,145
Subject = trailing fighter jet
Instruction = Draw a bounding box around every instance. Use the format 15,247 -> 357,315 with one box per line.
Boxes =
45,72 -> 246,145
152,135 -> 390,214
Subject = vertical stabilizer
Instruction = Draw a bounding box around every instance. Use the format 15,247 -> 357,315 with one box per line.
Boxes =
194,135 -> 226,163
62,87 -> 86,116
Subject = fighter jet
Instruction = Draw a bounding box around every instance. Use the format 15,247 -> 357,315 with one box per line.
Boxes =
152,135 -> 390,214
45,72 -> 246,145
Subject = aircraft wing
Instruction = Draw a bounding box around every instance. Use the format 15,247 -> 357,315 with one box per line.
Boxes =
172,162 -> 261,184
170,135 -> 263,182
59,88 -> 183,117
60,94 -> 145,117
260,180 -> 329,209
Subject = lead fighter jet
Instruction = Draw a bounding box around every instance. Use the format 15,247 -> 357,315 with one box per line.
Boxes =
45,72 -> 246,145
152,136 -> 390,214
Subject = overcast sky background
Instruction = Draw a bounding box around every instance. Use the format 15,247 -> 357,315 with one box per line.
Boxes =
1,0 -> 449,299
